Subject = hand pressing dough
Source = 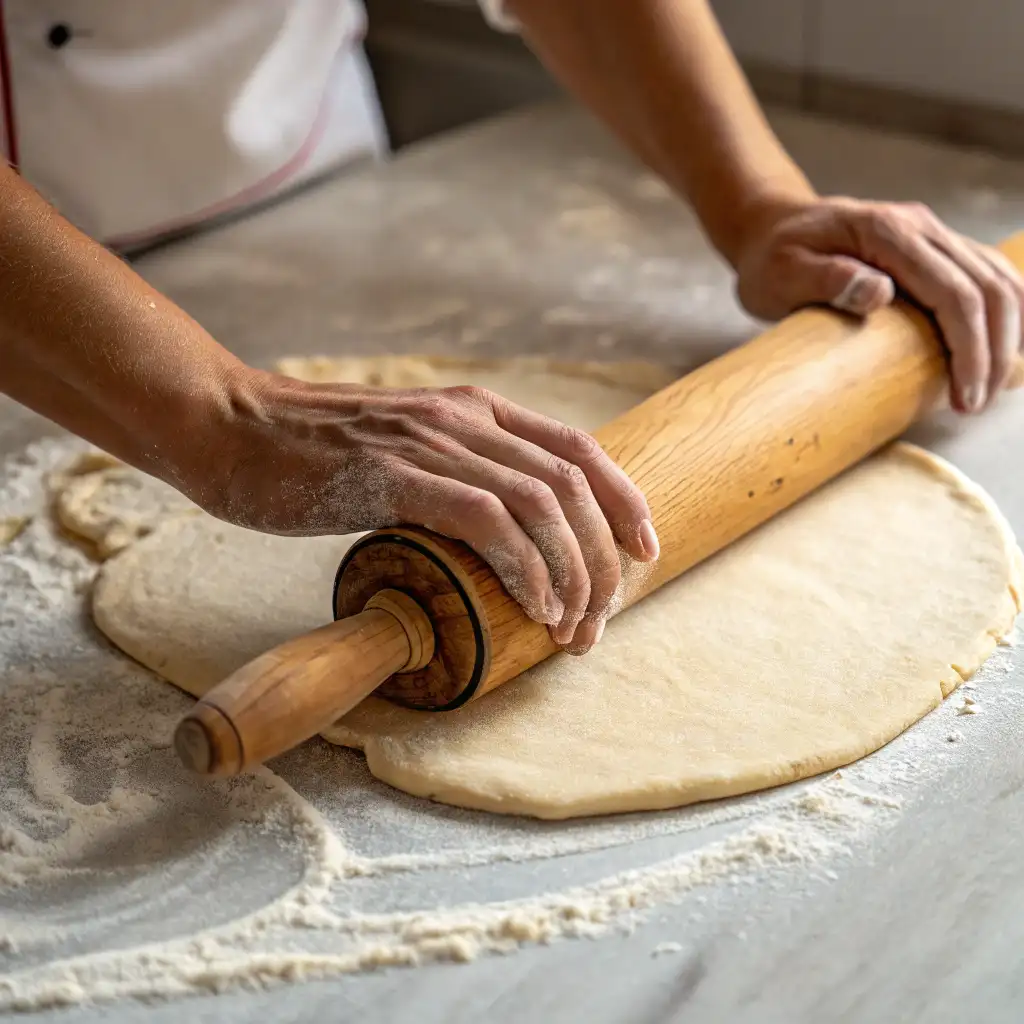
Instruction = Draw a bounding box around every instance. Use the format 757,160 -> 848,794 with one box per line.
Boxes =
54,357 -> 672,559
88,356 -> 1022,819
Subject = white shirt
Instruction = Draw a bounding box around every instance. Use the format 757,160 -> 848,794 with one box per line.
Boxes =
0,1 -> 511,249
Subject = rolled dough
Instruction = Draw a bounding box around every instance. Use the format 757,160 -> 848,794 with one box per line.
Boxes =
87,356 -> 1022,820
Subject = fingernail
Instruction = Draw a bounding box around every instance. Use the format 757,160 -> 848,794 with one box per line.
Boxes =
565,612 -> 605,650
552,621 -> 575,646
563,643 -> 591,657
543,592 -> 565,626
832,269 -> 893,317
638,519 -> 660,561
552,608 -> 584,646
832,270 -> 873,315
963,384 -> 986,413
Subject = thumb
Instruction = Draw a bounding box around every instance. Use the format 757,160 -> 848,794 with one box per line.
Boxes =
741,250 -> 897,321
813,255 -> 896,317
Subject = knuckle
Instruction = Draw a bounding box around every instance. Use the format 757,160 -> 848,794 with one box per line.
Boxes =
406,390 -> 451,423
559,576 -> 592,613
558,424 -> 602,464
903,200 -> 936,224
948,286 -> 985,327
866,206 -> 905,241
510,474 -> 559,516
458,487 -> 504,523
445,384 -> 493,408
545,456 -> 589,498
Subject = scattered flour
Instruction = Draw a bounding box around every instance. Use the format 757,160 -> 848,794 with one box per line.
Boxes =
0,438 -> 1019,1012
652,941 -> 683,957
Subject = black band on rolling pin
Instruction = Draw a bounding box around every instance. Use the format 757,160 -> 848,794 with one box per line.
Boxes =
333,531 -> 487,711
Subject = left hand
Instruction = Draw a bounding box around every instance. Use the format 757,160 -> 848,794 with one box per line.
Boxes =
733,196 -> 1024,414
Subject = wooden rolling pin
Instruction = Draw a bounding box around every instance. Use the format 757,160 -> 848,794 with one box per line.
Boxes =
174,232 -> 1024,776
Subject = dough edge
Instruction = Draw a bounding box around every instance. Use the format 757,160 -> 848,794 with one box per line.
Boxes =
324,443 -> 1024,819
275,352 -> 679,393
81,345 -> 1023,822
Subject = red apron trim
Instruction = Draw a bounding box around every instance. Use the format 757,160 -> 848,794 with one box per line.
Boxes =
107,63 -> 343,251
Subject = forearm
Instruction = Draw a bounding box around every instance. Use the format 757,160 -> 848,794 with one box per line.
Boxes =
0,165 -> 244,487
508,0 -> 816,265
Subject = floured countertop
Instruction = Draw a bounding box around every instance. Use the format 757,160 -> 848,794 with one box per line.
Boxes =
5,102 -> 1024,1024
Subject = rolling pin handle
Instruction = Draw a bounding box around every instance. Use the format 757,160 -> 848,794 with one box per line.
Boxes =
175,704 -> 241,776
364,588 -> 435,672
174,589 -> 435,776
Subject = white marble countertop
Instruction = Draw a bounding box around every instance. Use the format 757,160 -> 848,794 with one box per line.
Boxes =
4,102 -> 1024,1023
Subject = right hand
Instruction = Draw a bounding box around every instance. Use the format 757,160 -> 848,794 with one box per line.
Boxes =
185,369 -> 660,652
733,195 -> 1024,413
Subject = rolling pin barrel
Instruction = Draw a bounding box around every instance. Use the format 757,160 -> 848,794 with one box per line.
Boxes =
176,233 -> 1024,776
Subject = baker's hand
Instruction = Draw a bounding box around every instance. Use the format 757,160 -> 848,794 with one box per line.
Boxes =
733,196 -> 1024,413
189,371 -> 659,652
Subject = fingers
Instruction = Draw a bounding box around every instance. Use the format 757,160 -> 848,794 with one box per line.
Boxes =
849,208 -> 995,412
849,203 -> 1024,412
461,434 -> 623,652
967,240 -> 1024,397
760,199 -> 1024,413
928,232 -> 1021,407
488,395 -> 659,562
395,465 -> 565,628
404,440 -> 594,646
346,385 -> 661,651
408,420 -> 620,651
485,396 -> 663,651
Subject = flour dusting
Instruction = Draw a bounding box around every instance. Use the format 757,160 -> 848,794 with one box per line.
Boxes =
1,438 -> 1020,1012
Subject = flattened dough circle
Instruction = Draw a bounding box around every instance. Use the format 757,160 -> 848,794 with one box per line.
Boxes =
89,357 -> 1022,819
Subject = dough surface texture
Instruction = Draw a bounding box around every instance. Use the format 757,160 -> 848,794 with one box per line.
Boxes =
88,356 -> 1022,819
55,455 -> 199,558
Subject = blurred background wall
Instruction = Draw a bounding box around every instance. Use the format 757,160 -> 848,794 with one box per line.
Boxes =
365,0 -> 1024,155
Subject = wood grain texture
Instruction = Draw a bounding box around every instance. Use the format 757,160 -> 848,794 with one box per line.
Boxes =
176,605 -> 414,774
335,527 -> 553,709
340,238 -> 1024,701
177,230 -> 1024,773
335,530 -> 496,708
364,589 -> 436,672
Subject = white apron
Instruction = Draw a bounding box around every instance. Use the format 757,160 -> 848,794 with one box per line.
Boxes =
0,0 -> 393,248
0,0 -> 514,248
